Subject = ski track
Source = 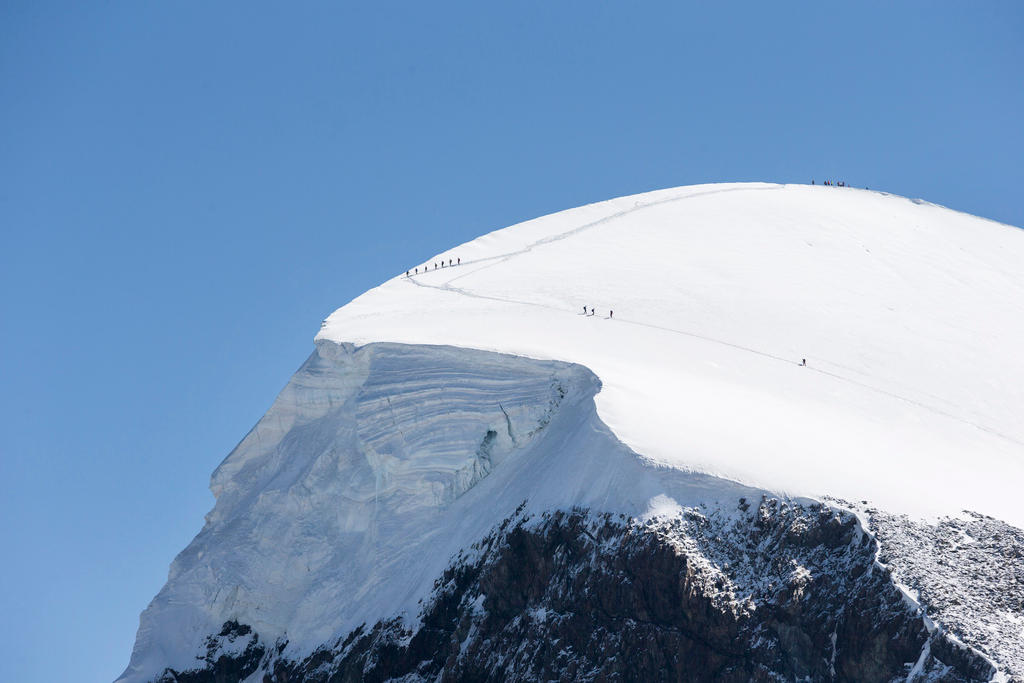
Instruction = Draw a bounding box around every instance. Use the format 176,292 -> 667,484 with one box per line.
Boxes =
402,187 -> 1023,450
444,184 -> 783,283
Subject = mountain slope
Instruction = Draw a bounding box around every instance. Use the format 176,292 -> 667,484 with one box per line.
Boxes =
119,183 -> 1024,682
319,182 -> 1024,525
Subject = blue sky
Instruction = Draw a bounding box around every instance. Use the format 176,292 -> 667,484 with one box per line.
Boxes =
1,2 -> 1021,681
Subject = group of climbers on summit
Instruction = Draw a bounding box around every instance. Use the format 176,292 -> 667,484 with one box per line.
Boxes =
406,257 -> 460,277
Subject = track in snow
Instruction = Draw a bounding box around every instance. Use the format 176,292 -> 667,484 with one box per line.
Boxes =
402,186 -> 1023,449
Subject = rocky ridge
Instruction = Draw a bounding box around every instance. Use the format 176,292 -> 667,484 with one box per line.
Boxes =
865,507 -> 1024,681
153,497 -> 1007,682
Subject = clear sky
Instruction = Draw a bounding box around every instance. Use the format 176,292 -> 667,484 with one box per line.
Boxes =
1,2 -> 1021,681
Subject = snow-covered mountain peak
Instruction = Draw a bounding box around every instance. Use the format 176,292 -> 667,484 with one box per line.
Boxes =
319,182 -> 1024,527
120,182 -> 1024,682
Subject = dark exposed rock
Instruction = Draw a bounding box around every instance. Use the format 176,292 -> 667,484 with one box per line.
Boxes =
153,499 -> 1001,682
156,620 -> 266,683
867,508 -> 1024,680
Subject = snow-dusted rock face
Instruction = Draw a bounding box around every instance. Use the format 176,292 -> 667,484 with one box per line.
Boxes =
136,500 -> 1001,682
121,184 -> 1024,681
867,508 -> 1024,680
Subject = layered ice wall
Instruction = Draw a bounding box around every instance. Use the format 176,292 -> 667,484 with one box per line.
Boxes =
123,341 -> 583,678
123,341 -> 755,681
207,341 -> 579,527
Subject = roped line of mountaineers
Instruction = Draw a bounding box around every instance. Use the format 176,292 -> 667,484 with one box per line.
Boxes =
404,256 -> 617,320
406,256 -> 461,277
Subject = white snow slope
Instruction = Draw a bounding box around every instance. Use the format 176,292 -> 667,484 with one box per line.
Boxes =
120,183 -> 1024,682
320,183 -> 1024,524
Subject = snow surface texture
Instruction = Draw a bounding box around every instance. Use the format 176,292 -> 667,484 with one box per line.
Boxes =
121,183 -> 1024,681
319,183 -> 1024,526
